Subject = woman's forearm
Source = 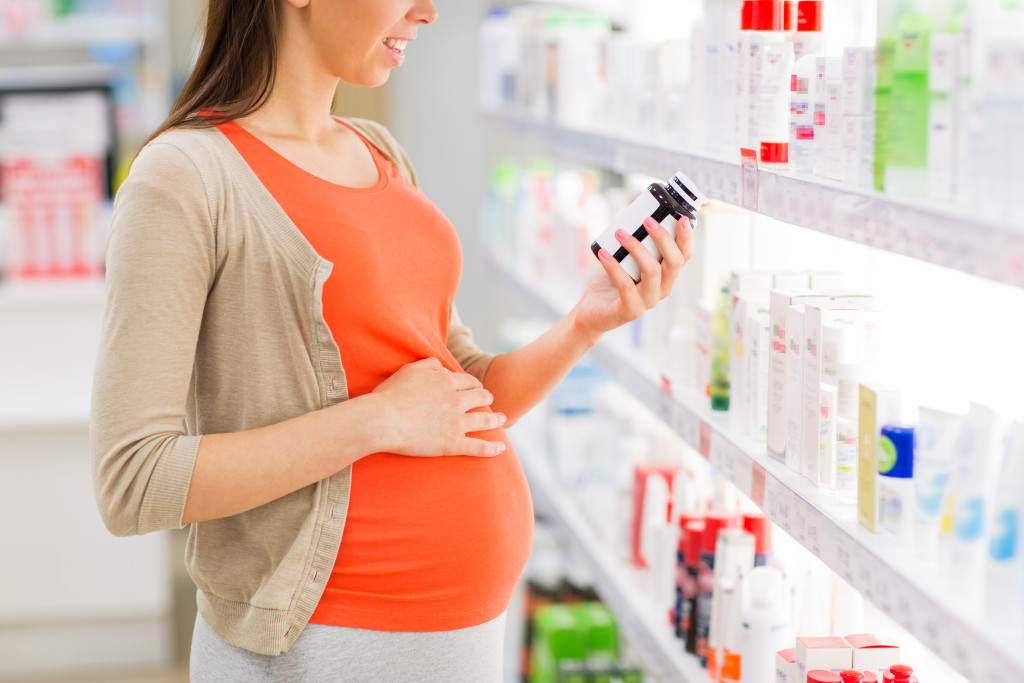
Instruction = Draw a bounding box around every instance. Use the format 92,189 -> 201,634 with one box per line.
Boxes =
182,393 -> 388,525
483,304 -> 602,425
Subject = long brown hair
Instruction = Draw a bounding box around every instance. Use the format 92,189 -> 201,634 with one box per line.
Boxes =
145,0 -> 280,146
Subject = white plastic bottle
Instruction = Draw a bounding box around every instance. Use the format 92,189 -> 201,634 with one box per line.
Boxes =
739,566 -> 792,683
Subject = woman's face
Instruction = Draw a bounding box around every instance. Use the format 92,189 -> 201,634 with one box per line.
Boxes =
296,0 -> 439,87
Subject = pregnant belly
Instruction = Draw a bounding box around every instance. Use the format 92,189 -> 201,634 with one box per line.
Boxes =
313,427 -> 535,631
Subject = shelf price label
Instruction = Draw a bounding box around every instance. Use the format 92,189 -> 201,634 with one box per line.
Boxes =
740,148 -> 758,211
699,422 -> 712,460
751,462 -> 766,507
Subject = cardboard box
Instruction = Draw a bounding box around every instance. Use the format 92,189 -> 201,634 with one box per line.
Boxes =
846,634 -> 901,680
767,290 -> 828,463
776,647 -> 797,683
731,293 -> 770,436
796,636 -> 853,682
801,302 -> 871,486
857,384 -> 902,532
785,304 -> 807,474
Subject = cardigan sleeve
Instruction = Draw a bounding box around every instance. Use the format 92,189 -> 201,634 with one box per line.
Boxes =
343,117 -> 497,381
90,141 -> 216,536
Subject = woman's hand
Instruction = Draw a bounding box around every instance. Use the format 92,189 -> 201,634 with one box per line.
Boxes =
571,215 -> 694,342
369,358 -> 507,457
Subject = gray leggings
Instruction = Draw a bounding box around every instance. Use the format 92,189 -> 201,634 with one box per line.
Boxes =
189,611 -> 507,683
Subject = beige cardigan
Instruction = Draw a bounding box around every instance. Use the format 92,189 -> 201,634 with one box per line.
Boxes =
90,119 -> 495,655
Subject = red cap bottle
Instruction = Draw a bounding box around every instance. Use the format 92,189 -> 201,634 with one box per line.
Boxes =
807,671 -> 842,683
742,513 -> 772,565
882,665 -> 918,683
841,670 -> 878,683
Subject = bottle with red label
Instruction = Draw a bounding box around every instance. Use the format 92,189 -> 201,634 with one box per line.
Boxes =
841,669 -> 879,683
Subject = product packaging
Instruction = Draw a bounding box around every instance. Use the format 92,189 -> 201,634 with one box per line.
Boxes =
802,303 -> 867,486
631,465 -> 677,569
857,385 -> 902,533
775,647 -> 797,683
739,566 -> 791,683
944,402 -> 1004,601
695,513 -> 735,665
767,289 -> 828,464
759,41 -> 795,168
708,527 -> 756,680
844,634 -> 900,681
785,303 -> 808,473
790,53 -> 820,174
746,310 -> 772,440
881,664 -> 918,682
812,56 -> 841,177
913,406 -> 960,562
731,292 -> 772,435
877,425 -> 915,541
796,636 -> 853,683
985,421 -> 1024,630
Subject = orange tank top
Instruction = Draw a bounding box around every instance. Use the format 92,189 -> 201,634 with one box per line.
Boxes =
219,119 -> 533,632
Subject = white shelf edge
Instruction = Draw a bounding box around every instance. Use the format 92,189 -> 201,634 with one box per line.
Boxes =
484,112 -> 1024,291
515,437 -> 710,683
0,18 -> 161,50
492,255 -> 1024,683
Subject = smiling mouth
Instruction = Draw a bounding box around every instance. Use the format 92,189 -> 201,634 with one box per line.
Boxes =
383,38 -> 408,53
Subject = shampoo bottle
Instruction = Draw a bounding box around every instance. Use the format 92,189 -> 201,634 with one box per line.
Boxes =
739,566 -> 791,683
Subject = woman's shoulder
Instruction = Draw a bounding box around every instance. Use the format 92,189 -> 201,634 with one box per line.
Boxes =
336,116 -> 418,188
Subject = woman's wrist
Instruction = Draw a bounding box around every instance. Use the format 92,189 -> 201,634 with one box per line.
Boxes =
567,304 -> 605,351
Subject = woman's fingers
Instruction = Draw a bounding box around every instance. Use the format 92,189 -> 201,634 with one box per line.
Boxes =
615,222 -> 661,308
645,215 -> 692,299
454,436 -> 507,457
597,246 -> 645,317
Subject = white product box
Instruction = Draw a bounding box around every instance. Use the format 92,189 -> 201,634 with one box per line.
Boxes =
731,293 -> 770,435
841,115 -> 875,187
802,303 -> 871,486
773,272 -> 810,290
695,302 -> 713,399
846,633 -> 901,680
825,81 -> 845,181
727,273 -> 773,432
808,272 -> 846,291
767,289 -> 828,464
842,47 -> 875,116
785,304 -> 808,474
796,636 -> 853,682
776,647 -> 797,683
746,309 -> 772,440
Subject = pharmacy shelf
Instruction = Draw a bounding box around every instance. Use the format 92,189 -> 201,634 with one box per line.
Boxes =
492,254 -> 1024,683
484,112 -> 1024,290
514,434 -> 710,683
0,16 -> 162,50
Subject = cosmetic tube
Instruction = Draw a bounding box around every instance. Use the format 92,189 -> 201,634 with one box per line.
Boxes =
913,406 -> 959,562
984,421 -> 1024,631
945,402 -> 1004,602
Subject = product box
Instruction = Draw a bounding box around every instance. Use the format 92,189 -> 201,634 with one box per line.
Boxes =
730,292 -> 770,435
845,634 -> 901,680
745,309 -> 772,440
785,304 -> 808,474
857,384 -> 902,532
690,203 -> 753,305
802,303 -> 871,486
695,302 -> 713,398
767,289 -> 828,464
842,47 -> 876,116
796,636 -> 853,682
775,647 -> 797,683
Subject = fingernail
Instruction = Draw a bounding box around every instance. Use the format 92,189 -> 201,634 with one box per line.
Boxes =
598,248 -> 611,260
498,413 -> 507,425
646,217 -> 659,231
615,229 -> 629,242
496,442 -> 507,454
686,217 -> 694,230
